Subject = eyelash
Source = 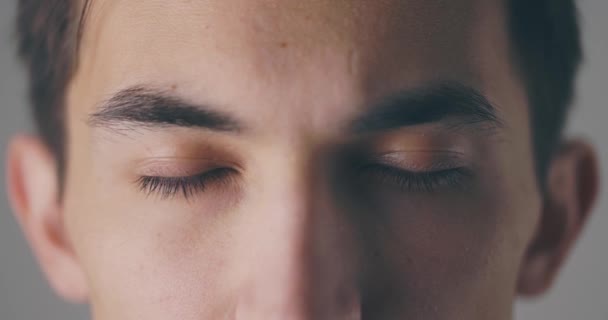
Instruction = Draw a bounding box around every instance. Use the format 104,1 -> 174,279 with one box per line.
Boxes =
136,165 -> 470,199
136,168 -> 236,199
358,165 -> 471,193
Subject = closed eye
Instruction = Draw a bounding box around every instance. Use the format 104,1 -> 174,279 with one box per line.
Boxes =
136,167 -> 237,199
359,164 -> 472,192
135,163 -> 471,199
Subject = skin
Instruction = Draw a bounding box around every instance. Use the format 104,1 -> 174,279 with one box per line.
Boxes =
6,0 -> 599,319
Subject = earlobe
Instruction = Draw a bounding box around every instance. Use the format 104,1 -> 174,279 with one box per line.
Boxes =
517,140 -> 599,296
6,135 -> 88,302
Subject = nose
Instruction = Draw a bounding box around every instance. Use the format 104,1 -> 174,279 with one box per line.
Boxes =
234,154 -> 362,320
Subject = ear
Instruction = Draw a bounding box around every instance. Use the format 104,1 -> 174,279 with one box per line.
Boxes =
517,139 -> 600,296
6,135 -> 88,302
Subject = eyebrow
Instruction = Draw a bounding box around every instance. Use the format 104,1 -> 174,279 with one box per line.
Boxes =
89,86 -> 243,132
350,82 -> 503,134
89,82 -> 503,136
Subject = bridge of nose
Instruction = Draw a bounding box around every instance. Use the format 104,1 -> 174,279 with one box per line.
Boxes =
233,153 -> 363,319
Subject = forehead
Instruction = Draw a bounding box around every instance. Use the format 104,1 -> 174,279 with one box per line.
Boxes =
82,0 -> 482,49
72,0 -> 523,132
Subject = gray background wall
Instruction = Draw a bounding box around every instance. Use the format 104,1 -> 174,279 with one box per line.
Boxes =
0,0 -> 606,319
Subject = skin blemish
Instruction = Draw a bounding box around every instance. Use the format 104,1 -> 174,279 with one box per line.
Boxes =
279,41 -> 288,48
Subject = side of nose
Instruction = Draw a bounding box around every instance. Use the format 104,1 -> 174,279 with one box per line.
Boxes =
234,154 -> 362,320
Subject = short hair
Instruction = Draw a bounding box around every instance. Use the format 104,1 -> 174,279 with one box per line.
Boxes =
15,0 -> 582,185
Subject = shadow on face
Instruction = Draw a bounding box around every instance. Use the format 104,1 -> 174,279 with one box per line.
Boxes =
5,0 -> 599,319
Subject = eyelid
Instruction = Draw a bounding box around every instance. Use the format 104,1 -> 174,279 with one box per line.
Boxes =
360,165 -> 473,193
369,150 -> 469,172
136,167 -> 238,199
135,157 -> 242,177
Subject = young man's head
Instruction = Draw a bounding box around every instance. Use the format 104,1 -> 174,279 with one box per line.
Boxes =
7,0 -> 599,319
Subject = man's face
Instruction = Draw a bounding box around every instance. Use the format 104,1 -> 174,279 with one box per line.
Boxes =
63,0 -> 540,318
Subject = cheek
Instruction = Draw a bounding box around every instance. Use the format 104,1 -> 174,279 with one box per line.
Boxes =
64,186 -> 239,319
361,185 -> 534,316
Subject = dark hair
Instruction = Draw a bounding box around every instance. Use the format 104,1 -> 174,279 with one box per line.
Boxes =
16,0 -> 582,184
508,0 -> 582,182
16,0 -> 91,180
